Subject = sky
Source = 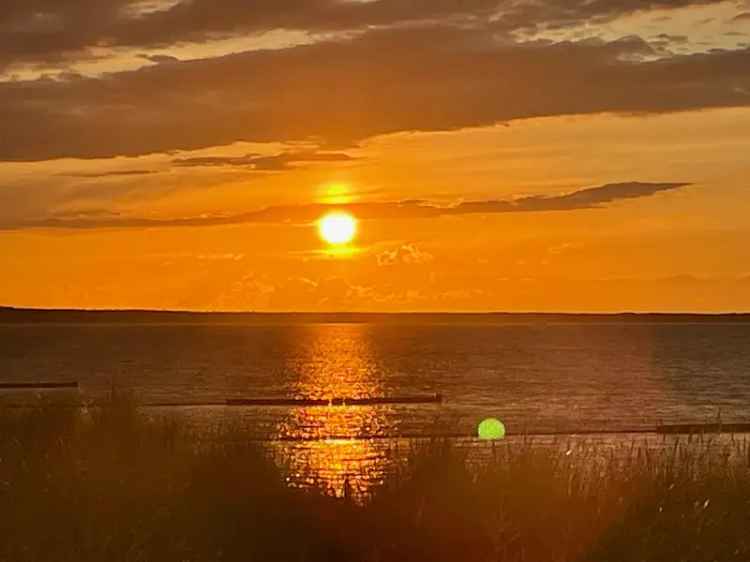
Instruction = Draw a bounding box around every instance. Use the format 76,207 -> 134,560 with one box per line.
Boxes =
1,0 -> 749,312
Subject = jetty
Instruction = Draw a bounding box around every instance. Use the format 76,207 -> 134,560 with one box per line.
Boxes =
143,394 -> 444,408
656,422 -> 750,434
225,394 -> 442,407
0,381 -> 79,390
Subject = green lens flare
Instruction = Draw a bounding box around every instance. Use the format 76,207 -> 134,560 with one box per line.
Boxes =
478,418 -> 506,440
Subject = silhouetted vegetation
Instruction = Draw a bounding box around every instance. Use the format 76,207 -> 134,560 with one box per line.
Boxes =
1,403 -> 748,561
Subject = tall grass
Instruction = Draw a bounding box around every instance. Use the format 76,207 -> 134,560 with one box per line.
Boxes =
0,404 -> 748,561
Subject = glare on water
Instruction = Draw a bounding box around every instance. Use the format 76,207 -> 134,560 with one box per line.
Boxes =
276,324 -> 391,496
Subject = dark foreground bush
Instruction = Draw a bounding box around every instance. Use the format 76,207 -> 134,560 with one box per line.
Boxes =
0,405 -> 748,562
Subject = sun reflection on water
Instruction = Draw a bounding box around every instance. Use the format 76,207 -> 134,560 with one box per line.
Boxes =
276,324 -> 393,497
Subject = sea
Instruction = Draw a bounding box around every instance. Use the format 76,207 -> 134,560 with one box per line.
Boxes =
2,312 -> 750,492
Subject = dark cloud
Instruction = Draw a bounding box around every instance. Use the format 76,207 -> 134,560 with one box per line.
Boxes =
2,181 -> 689,230
0,0 -> 132,68
0,0 -> 717,69
0,0 -> 493,69
653,33 -> 689,44
139,54 -> 181,64
733,12 -> 750,22
50,208 -> 122,219
172,150 -> 357,171
506,181 -> 691,210
60,169 -> 158,178
115,0 -> 717,45
1,24 -> 749,162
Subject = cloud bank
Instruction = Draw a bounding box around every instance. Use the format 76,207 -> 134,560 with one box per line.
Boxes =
1,23 -> 748,162
0,0 -> 720,70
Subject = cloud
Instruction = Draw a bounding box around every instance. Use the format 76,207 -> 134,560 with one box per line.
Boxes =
0,0 -> 718,70
503,181 -> 690,210
377,244 -> 434,266
171,150 -> 356,171
733,12 -> 750,22
651,33 -> 689,46
60,169 -> 159,178
0,0 -> 131,69
2,181 -> 689,230
139,54 -> 181,64
1,23 -> 748,162
50,208 -> 123,220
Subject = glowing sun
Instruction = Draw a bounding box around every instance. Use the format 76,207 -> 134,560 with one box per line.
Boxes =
318,212 -> 357,245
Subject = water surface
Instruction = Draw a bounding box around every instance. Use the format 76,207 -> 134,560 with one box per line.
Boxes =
2,320 -> 749,492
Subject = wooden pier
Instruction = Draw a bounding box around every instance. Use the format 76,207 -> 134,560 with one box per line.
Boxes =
656,423 -> 750,434
225,394 -> 443,407
0,381 -> 79,390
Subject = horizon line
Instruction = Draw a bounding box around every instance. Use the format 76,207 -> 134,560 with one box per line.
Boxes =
1,306 -> 749,318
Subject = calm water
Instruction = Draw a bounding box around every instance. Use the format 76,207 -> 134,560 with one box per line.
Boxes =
2,320 -> 750,491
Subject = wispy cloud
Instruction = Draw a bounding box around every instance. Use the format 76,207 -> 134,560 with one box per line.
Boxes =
3,182 -> 689,230
172,150 -> 357,171
60,169 -> 159,178
377,244 -> 434,267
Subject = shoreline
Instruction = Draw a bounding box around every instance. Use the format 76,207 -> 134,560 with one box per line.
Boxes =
2,306 -> 750,324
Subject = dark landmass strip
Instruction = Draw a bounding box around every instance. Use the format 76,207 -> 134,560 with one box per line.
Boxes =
0,306 -> 749,324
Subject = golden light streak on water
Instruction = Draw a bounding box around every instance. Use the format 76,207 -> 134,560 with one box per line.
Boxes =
276,324 -> 391,496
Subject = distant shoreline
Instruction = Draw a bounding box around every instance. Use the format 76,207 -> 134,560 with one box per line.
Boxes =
1,306 -> 749,324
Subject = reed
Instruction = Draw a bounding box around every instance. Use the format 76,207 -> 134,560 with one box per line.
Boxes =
0,403 -> 747,561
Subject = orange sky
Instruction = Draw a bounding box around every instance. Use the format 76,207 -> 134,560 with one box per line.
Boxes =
1,0 -> 749,312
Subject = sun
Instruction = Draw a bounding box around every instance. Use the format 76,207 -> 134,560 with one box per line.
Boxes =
318,212 -> 357,245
